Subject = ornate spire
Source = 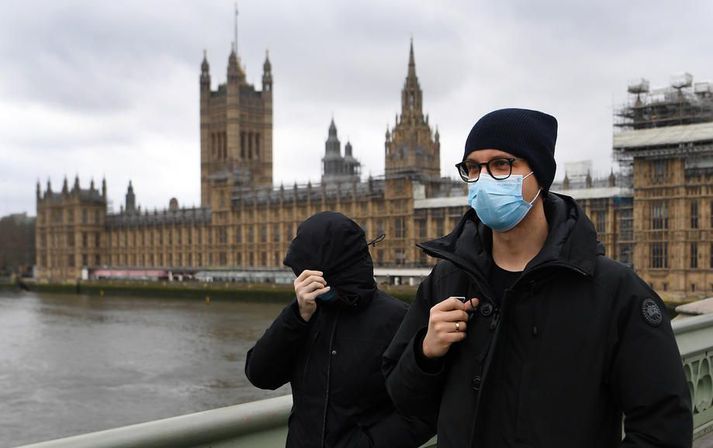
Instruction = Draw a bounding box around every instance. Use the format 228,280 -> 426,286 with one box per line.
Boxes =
125,180 -> 136,213
229,43 -> 237,63
401,39 -> 423,117
408,37 -> 416,79
325,118 -> 340,155
262,49 -> 272,92
228,42 -> 239,81
200,50 -> 211,92
345,141 -> 353,157
227,42 -> 245,84
263,49 -> 272,72
227,3 -> 242,81
201,49 -> 209,72
385,38 -> 440,180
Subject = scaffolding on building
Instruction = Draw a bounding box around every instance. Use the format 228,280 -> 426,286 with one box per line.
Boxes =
613,73 -> 713,185
615,73 -> 713,130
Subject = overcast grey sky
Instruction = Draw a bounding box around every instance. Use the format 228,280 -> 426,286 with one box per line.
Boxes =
1,0 -> 712,217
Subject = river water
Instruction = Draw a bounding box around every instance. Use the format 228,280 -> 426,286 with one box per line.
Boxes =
0,290 -> 290,447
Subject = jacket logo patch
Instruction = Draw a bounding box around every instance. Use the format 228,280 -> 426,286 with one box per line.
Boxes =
641,298 -> 663,327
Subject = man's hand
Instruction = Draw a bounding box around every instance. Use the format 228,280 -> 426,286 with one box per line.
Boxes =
422,297 -> 479,359
294,270 -> 329,322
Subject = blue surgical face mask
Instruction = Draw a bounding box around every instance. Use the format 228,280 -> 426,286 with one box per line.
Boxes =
467,172 -> 542,232
317,288 -> 337,302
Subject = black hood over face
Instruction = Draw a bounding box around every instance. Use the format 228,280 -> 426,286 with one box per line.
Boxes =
284,211 -> 377,308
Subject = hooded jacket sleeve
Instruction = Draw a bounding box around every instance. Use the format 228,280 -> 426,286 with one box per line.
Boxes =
609,273 -> 692,447
244,299 -> 310,390
383,272 -> 447,420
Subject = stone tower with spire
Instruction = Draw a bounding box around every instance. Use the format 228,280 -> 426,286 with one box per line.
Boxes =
199,25 -> 273,209
35,176 -> 107,280
125,181 -> 136,213
321,119 -> 361,184
384,40 -> 441,180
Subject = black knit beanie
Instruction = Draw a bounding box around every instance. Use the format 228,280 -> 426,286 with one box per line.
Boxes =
463,108 -> 558,191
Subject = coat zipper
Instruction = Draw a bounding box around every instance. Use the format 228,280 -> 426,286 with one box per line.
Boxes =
489,308 -> 501,331
468,263 -> 590,445
302,314 -> 322,381
420,244 -> 591,447
468,287 -> 512,447
320,310 -> 340,448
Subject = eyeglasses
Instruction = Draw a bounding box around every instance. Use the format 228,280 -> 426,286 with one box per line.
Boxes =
455,158 -> 519,183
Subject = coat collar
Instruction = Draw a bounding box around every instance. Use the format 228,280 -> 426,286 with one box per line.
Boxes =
418,193 -> 600,294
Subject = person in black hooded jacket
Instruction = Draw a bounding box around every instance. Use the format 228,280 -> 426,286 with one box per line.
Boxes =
245,211 -> 433,448
383,108 -> 692,447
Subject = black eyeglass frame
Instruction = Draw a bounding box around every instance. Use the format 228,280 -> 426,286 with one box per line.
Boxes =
454,157 -> 519,183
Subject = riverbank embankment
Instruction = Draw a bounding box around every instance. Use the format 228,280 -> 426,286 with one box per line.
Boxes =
0,278 -> 419,303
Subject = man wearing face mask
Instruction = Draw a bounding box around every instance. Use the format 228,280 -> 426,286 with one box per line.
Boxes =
245,211 -> 432,448
383,108 -> 692,447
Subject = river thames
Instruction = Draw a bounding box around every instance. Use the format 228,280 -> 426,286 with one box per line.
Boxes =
0,290 -> 290,447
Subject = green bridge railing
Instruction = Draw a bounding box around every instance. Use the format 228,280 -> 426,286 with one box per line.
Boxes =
18,313 -> 713,448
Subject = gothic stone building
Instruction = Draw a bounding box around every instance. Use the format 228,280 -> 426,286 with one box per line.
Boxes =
34,44 -> 713,303
611,75 -> 713,302
36,42 -> 461,283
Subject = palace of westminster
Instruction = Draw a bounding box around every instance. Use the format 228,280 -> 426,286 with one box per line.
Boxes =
34,37 -> 713,302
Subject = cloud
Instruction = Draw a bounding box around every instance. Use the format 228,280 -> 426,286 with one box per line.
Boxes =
1,0 -> 713,216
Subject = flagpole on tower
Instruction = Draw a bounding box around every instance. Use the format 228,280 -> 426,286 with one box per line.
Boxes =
234,2 -> 239,55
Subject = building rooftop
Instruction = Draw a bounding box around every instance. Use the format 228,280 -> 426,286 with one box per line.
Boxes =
613,121 -> 713,149
106,207 -> 211,228
232,178 -> 387,206
552,186 -> 633,200
40,190 -> 105,205
231,175 -> 462,206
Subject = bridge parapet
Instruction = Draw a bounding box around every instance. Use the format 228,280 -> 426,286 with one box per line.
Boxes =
17,314 -> 713,448
675,314 -> 713,440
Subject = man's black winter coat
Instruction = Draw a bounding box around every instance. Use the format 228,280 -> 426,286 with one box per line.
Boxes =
383,193 -> 692,447
245,211 -> 432,448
